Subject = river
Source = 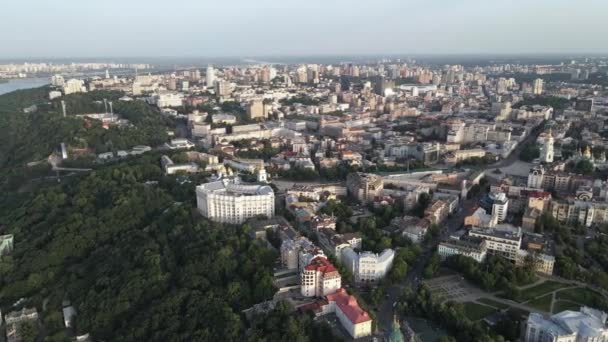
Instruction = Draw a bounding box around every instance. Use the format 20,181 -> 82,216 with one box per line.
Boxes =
0,77 -> 49,96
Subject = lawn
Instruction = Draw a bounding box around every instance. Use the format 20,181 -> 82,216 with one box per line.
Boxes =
517,281 -> 568,302
462,302 -> 497,321
552,300 -> 580,313
527,294 -> 553,312
477,298 -> 510,310
556,288 -> 605,309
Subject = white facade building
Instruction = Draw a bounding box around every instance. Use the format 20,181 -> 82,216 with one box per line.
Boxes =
523,307 -> 608,342
196,178 -> 275,224
438,238 -> 488,263
491,192 -> 509,222
541,130 -> 555,163
341,248 -> 394,283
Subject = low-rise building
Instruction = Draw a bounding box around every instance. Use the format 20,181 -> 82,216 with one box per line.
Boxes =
516,250 -> 555,275
438,237 -> 488,263
424,199 -> 449,225
324,288 -> 373,339
523,307 -> 608,342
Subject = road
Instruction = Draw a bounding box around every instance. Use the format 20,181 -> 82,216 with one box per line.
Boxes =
376,197 -> 475,332
375,125 -> 545,332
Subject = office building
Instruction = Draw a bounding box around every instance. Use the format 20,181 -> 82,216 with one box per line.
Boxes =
196,177 -> 275,224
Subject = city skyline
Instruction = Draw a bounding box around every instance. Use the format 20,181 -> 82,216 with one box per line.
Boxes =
1,0 -> 608,58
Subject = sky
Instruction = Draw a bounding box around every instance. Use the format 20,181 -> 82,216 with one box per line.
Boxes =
1,0 -> 607,58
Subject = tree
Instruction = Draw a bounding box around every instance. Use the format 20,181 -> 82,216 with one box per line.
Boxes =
574,160 -> 595,175
520,144 -> 540,162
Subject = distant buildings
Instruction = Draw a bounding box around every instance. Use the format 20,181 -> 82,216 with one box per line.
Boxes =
206,65 -> 215,87
540,130 -> 554,163
247,99 -> 268,120
63,79 -> 86,95
196,177 -> 275,224
533,78 -> 544,95
523,307 -> 608,342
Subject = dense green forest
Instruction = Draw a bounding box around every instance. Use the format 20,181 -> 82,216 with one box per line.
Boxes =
0,87 -> 333,341
0,155 -> 281,341
0,87 -> 170,187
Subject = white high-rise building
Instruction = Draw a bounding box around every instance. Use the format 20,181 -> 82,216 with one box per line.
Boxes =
541,129 -> 554,163
491,192 -> 509,223
533,78 -> 544,95
206,65 -> 215,87
196,177 -> 274,224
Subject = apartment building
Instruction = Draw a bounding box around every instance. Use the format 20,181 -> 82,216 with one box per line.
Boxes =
300,256 -> 342,297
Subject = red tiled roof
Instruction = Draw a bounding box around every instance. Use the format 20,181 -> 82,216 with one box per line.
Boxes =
304,256 -> 338,274
326,288 -> 372,324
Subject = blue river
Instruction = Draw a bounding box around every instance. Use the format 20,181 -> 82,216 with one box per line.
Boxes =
0,77 -> 50,96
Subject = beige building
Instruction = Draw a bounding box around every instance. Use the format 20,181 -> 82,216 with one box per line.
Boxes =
247,99 -> 267,120
516,250 -> 555,275
444,149 -> 487,163
424,199 -> 449,225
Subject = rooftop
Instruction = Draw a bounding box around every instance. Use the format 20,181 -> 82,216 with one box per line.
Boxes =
304,256 -> 338,274
326,288 -> 372,324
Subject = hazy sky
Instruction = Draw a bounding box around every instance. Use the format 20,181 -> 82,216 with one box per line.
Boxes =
1,0 -> 607,58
